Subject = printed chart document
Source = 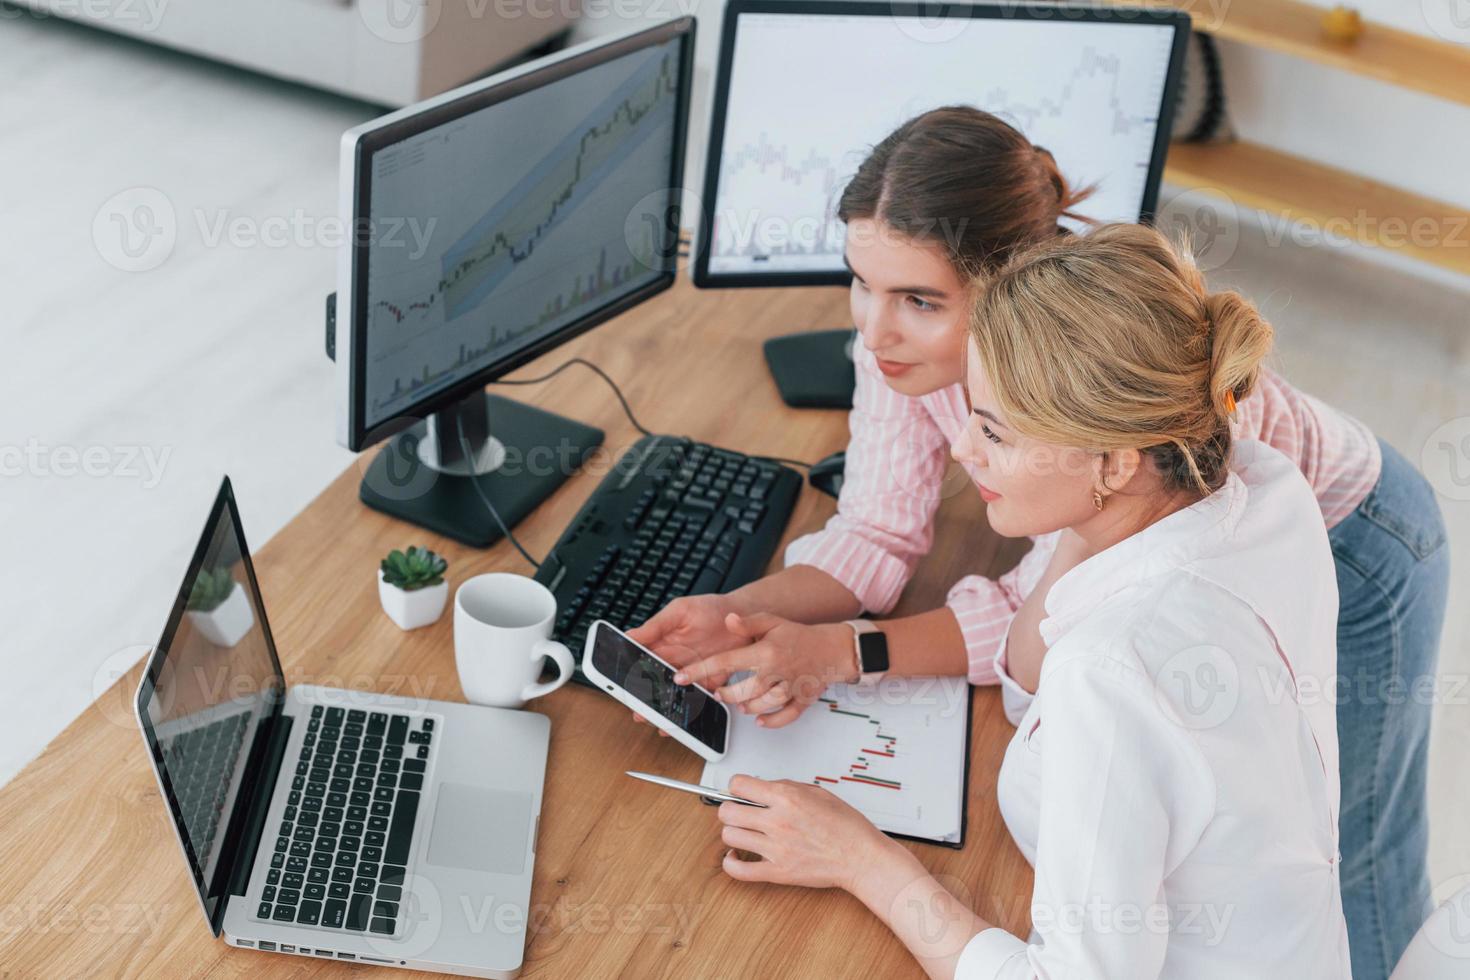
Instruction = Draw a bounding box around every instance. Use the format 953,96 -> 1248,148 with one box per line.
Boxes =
701,676 -> 972,846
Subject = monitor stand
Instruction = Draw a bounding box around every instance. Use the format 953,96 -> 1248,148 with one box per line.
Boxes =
762,327 -> 857,409
358,391 -> 605,548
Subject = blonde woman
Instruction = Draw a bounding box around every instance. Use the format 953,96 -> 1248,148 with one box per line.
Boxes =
707,225 -> 1351,977
633,107 -> 1445,978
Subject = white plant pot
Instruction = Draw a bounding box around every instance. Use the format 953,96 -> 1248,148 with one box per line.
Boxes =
186,581 -> 254,648
379,571 -> 448,631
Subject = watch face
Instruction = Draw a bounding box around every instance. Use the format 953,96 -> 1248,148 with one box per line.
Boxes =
856,630 -> 890,674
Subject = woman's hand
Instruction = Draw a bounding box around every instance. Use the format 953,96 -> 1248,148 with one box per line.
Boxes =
628,593 -> 747,666
675,613 -> 857,728
716,774 -> 902,891
626,594 -> 749,735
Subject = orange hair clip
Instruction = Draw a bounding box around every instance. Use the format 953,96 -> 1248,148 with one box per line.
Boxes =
1223,390 -> 1237,414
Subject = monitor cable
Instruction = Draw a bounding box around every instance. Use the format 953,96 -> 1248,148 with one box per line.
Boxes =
458,356 -> 813,569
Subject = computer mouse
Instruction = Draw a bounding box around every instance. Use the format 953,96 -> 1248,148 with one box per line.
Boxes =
808,451 -> 846,498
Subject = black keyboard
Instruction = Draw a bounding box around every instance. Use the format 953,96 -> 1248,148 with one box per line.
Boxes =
163,712 -> 249,863
535,434 -> 802,680
255,705 -> 434,936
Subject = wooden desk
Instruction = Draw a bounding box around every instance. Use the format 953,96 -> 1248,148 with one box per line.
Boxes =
0,274 -> 1034,977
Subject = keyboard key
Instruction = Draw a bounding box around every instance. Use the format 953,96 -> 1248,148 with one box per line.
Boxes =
286,856 -> 308,873
361,846 -> 382,862
267,869 -> 281,885
311,705 -> 323,719
283,872 -> 304,889
402,758 -> 425,774
307,868 -> 329,884
357,862 -> 380,879
368,712 -> 387,735
365,830 -> 385,847
304,883 -> 326,901
257,901 -> 272,919
326,708 -> 344,725
272,904 -> 294,922
388,716 -> 408,745
373,901 -> 399,919
323,898 -> 347,929
262,885 -> 277,903
311,853 -> 333,869
329,882 -> 350,900
421,718 -> 434,732
346,893 -> 372,931
298,899 -> 322,926
399,773 -> 423,791
355,876 -> 376,893
331,867 -> 353,884
347,709 -> 366,724
370,917 -> 395,935
386,791 -> 419,865
277,889 -> 301,906
416,744 -> 430,759
377,884 -> 403,903
380,865 -> 406,886
271,852 -> 285,870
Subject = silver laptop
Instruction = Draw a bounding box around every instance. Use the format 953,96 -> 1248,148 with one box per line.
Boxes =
135,477 -> 548,977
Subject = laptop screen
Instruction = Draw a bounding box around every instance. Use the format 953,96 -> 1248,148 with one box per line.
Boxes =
136,478 -> 284,932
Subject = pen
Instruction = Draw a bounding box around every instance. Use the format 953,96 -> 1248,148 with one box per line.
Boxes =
625,770 -> 768,807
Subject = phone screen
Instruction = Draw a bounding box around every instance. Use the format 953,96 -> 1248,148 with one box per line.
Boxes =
590,625 -> 728,753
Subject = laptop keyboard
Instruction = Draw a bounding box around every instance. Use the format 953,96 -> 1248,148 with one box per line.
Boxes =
163,712 -> 249,864
256,705 -> 434,936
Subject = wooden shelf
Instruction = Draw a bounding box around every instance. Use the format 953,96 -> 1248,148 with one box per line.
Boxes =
1123,0 -> 1470,107
1164,140 -> 1470,278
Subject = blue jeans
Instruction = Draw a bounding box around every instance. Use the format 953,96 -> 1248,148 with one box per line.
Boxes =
1329,439 -> 1449,980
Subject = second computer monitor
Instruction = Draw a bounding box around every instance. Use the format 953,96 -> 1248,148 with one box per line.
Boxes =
692,1 -> 1190,288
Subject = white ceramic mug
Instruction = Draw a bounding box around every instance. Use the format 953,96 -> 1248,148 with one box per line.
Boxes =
454,573 -> 574,709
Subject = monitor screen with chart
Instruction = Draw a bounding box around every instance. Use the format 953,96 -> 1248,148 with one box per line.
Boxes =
692,1 -> 1189,288
337,20 -> 694,449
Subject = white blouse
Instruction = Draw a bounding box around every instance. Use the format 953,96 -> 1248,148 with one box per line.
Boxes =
956,440 -> 1352,979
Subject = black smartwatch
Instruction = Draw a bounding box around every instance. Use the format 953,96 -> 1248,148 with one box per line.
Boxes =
843,619 -> 889,685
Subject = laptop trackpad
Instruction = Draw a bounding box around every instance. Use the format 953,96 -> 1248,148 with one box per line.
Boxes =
426,782 -> 532,876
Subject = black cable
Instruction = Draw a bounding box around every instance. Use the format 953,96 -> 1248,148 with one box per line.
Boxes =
454,414 -> 544,570
488,357 -> 654,439
458,356 -> 814,567
753,454 -> 812,470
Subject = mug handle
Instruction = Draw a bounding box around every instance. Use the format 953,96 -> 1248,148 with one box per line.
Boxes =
521,639 -> 575,702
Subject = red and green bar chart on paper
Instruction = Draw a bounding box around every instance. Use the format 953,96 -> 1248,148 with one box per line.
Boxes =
811,697 -> 902,791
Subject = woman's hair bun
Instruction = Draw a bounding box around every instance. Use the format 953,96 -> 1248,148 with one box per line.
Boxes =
1203,290 -> 1272,418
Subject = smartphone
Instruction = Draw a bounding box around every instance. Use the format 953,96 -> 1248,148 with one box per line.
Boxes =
582,620 -> 730,761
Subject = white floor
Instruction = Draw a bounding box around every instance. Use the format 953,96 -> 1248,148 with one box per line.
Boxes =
4,6 -> 1468,908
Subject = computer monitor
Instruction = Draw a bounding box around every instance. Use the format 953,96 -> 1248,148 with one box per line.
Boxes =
693,1 -> 1188,288
691,1 -> 1188,407
334,18 -> 695,545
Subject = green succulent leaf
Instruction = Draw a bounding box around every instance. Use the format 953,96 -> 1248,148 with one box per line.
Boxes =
381,545 -> 448,592
187,566 -> 236,612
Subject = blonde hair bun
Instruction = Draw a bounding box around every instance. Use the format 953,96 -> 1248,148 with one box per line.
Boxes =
1203,290 -> 1272,419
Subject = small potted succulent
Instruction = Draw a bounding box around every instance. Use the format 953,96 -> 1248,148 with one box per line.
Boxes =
186,566 -> 254,647
378,546 -> 449,631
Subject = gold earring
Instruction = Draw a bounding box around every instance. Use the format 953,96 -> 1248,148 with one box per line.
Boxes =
1093,489 -> 1105,512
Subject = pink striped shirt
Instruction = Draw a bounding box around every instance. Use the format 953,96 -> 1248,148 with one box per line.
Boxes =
784,342 -> 1382,685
